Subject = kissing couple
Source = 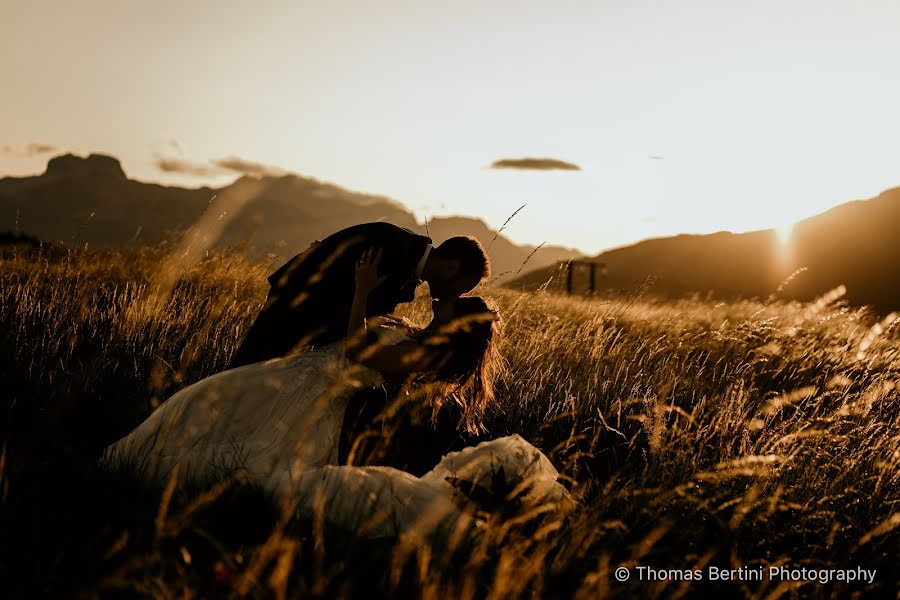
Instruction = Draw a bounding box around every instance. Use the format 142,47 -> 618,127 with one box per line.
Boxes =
103,222 -> 571,539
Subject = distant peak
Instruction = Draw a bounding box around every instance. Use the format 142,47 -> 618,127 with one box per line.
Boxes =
430,215 -> 490,228
45,153 -> 126,180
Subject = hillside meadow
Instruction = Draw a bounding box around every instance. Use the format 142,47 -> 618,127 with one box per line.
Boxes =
1,243 -> 898,598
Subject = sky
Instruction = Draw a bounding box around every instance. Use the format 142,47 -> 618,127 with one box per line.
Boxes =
2,0 -> 900,254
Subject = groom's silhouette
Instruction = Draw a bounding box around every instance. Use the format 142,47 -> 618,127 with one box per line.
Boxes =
229,222 -> 488,368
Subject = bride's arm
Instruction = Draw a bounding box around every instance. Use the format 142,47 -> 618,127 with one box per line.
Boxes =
350,338 -> 436,376
346,247 -> 383,342
346,248 -> 435,376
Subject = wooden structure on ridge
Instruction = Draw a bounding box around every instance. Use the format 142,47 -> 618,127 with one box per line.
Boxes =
563,259 -> 607,294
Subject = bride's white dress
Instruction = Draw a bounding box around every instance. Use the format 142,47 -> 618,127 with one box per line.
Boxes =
103,339 -> 379,488
102,325 -> 571,539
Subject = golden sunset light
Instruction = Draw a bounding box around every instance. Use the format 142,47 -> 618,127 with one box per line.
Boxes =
4,1 -> 900,253
3,3 -> 900,597
775,222 -> 795,247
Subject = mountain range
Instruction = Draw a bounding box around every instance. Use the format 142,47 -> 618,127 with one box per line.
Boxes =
0,154 -> 581,281
511,186 -> 900,313
5,153 -> 898,312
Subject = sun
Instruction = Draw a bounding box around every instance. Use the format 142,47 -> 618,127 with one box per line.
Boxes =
775,223 -> 794,246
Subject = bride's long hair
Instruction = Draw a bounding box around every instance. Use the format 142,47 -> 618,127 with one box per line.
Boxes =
386,297 -> 502,434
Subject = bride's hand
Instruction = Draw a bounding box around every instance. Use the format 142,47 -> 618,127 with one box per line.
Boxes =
355,247 -> 386,295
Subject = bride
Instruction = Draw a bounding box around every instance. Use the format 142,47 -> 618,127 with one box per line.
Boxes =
102,248 -> 570,539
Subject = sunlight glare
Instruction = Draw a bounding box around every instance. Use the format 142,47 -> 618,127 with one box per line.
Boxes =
775,223 -> 794,246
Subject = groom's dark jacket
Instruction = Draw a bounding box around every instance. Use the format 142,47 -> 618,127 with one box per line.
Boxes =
229,222 -> 432,368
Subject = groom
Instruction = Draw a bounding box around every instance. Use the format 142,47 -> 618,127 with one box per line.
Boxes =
229,221 -> 490,368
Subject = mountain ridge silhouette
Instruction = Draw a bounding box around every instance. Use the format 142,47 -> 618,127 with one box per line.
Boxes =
510,186 -> 900,312
0,153 -> 582,281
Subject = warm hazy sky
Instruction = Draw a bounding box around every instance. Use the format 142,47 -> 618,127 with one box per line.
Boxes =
3,0 -> 900,253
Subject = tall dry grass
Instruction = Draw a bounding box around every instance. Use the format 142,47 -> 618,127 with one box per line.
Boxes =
1,243 -> 898,598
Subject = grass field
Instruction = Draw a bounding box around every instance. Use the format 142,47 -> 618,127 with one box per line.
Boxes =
1,243 -> 898,598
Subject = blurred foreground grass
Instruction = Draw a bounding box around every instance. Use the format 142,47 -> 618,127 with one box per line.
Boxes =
1,244 -> 898,598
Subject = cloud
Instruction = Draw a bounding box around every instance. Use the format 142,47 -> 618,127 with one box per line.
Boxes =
154,154 -> 286,178
25,142 -> 61,155
1,142 -> 62,156
154,156 -> 223,178
212,156 -> 285,177
490,157 -> 581,171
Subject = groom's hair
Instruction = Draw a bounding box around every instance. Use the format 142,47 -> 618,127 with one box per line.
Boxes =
435,236 -> 490,288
